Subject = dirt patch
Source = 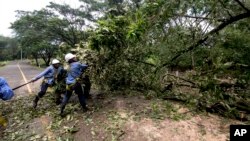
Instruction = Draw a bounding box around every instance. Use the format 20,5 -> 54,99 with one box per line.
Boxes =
122,114 -> 241,141
73,118 -> 94,141
0,126 -> 4,137
28,115 -> 56,140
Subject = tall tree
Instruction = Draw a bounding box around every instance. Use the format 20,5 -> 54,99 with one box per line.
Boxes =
11,10 -> 58,66
0,36 -> 19,61
46,2 -> 93,47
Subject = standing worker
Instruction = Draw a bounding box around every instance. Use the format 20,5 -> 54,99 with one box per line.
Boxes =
60,53 -> 89,116
31,59 -> 64,108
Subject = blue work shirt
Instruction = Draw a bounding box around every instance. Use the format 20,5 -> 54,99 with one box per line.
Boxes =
0,77 -> 14,101
66,62 -> 88,84
34,66 -> 63,85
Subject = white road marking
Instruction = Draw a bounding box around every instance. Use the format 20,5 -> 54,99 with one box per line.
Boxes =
17,63 -> 32,93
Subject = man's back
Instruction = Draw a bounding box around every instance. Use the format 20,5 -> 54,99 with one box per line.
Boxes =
0,77 -> 14,101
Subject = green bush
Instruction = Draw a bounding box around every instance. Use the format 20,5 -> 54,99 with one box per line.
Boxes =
0,61 -> 8,67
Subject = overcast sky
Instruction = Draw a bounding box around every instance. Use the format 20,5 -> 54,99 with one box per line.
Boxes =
0,0 -> 82,37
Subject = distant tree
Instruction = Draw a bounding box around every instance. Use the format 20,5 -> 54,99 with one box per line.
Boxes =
0,36 -> 18,61
11,1 -> 98,66
11,10 -> 58,66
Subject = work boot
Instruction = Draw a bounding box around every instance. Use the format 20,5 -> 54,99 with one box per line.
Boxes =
85,94 -> 91,99
55,99 -> 62,105
82,106 -> 89,113
60,105 -> 65,117
59,111 -> 64,117
33,96 -> 39,109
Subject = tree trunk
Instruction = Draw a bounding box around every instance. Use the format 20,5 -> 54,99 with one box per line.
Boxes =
34,57 -> 39,66
46,59 -> 50,66
191,51 -> 195,69
46,55 -> 51,66
41,55 -> 50,66
31,53 -> 39,66
41,57 -> 46,66
45,60 -> 50,66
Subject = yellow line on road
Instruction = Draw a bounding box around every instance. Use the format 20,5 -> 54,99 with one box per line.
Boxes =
17,63 -> 32,94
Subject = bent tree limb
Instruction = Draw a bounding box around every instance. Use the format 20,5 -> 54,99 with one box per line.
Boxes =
234,0 -> 250,12
163,73 -> 197,86
156,11 -> 250,72
179,15 -> 226,22
127,58 -> 156,67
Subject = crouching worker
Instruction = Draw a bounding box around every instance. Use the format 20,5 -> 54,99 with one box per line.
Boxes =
82,75 -> 91,99
60,53 -> 89,116
53,67 -> 67,105
0,77 -> 14,127
31,59 -> 64,108
0,77 -> 14,101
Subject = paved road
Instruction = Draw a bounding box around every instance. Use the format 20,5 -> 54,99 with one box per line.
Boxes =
0,60 -> 43,97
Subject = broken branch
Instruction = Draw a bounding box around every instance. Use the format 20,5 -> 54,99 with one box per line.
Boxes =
157,11 -> 250,71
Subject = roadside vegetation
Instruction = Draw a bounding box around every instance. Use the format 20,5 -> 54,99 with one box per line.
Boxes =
29,59 -> 47,68
0,61 -> 8,67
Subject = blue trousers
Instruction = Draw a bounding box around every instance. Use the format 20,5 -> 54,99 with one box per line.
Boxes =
60,82 -> 86,113
38,82 -> 49,98
34,82 -> 61,105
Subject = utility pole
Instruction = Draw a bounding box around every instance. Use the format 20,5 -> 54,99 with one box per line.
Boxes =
21,48 -> 23,61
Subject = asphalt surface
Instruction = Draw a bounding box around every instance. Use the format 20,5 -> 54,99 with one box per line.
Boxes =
0,60 -> 43,97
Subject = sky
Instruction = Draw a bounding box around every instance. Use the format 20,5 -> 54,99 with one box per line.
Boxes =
0,0 -> 82,37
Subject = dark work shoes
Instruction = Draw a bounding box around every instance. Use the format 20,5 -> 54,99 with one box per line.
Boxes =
82,107 -> 89,113
33,96 -> 39,109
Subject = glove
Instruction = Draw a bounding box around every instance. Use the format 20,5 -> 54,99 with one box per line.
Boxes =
66,83 -> 75,91
31,78 -> 37,82
76,78 -> 80,81
0,114 -> 7,127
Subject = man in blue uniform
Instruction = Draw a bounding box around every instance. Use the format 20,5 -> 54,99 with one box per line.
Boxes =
0,77 -> 14,127
31,59 -> 65,108
0,77 -> 14,101
60,53 -> 89,116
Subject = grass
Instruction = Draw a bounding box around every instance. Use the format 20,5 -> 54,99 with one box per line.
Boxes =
29,59 -> 47,68
0,61 -> 8,67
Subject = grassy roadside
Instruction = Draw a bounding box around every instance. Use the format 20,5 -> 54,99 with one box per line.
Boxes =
29,59 -> 47,68
0,61 -> 8,67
